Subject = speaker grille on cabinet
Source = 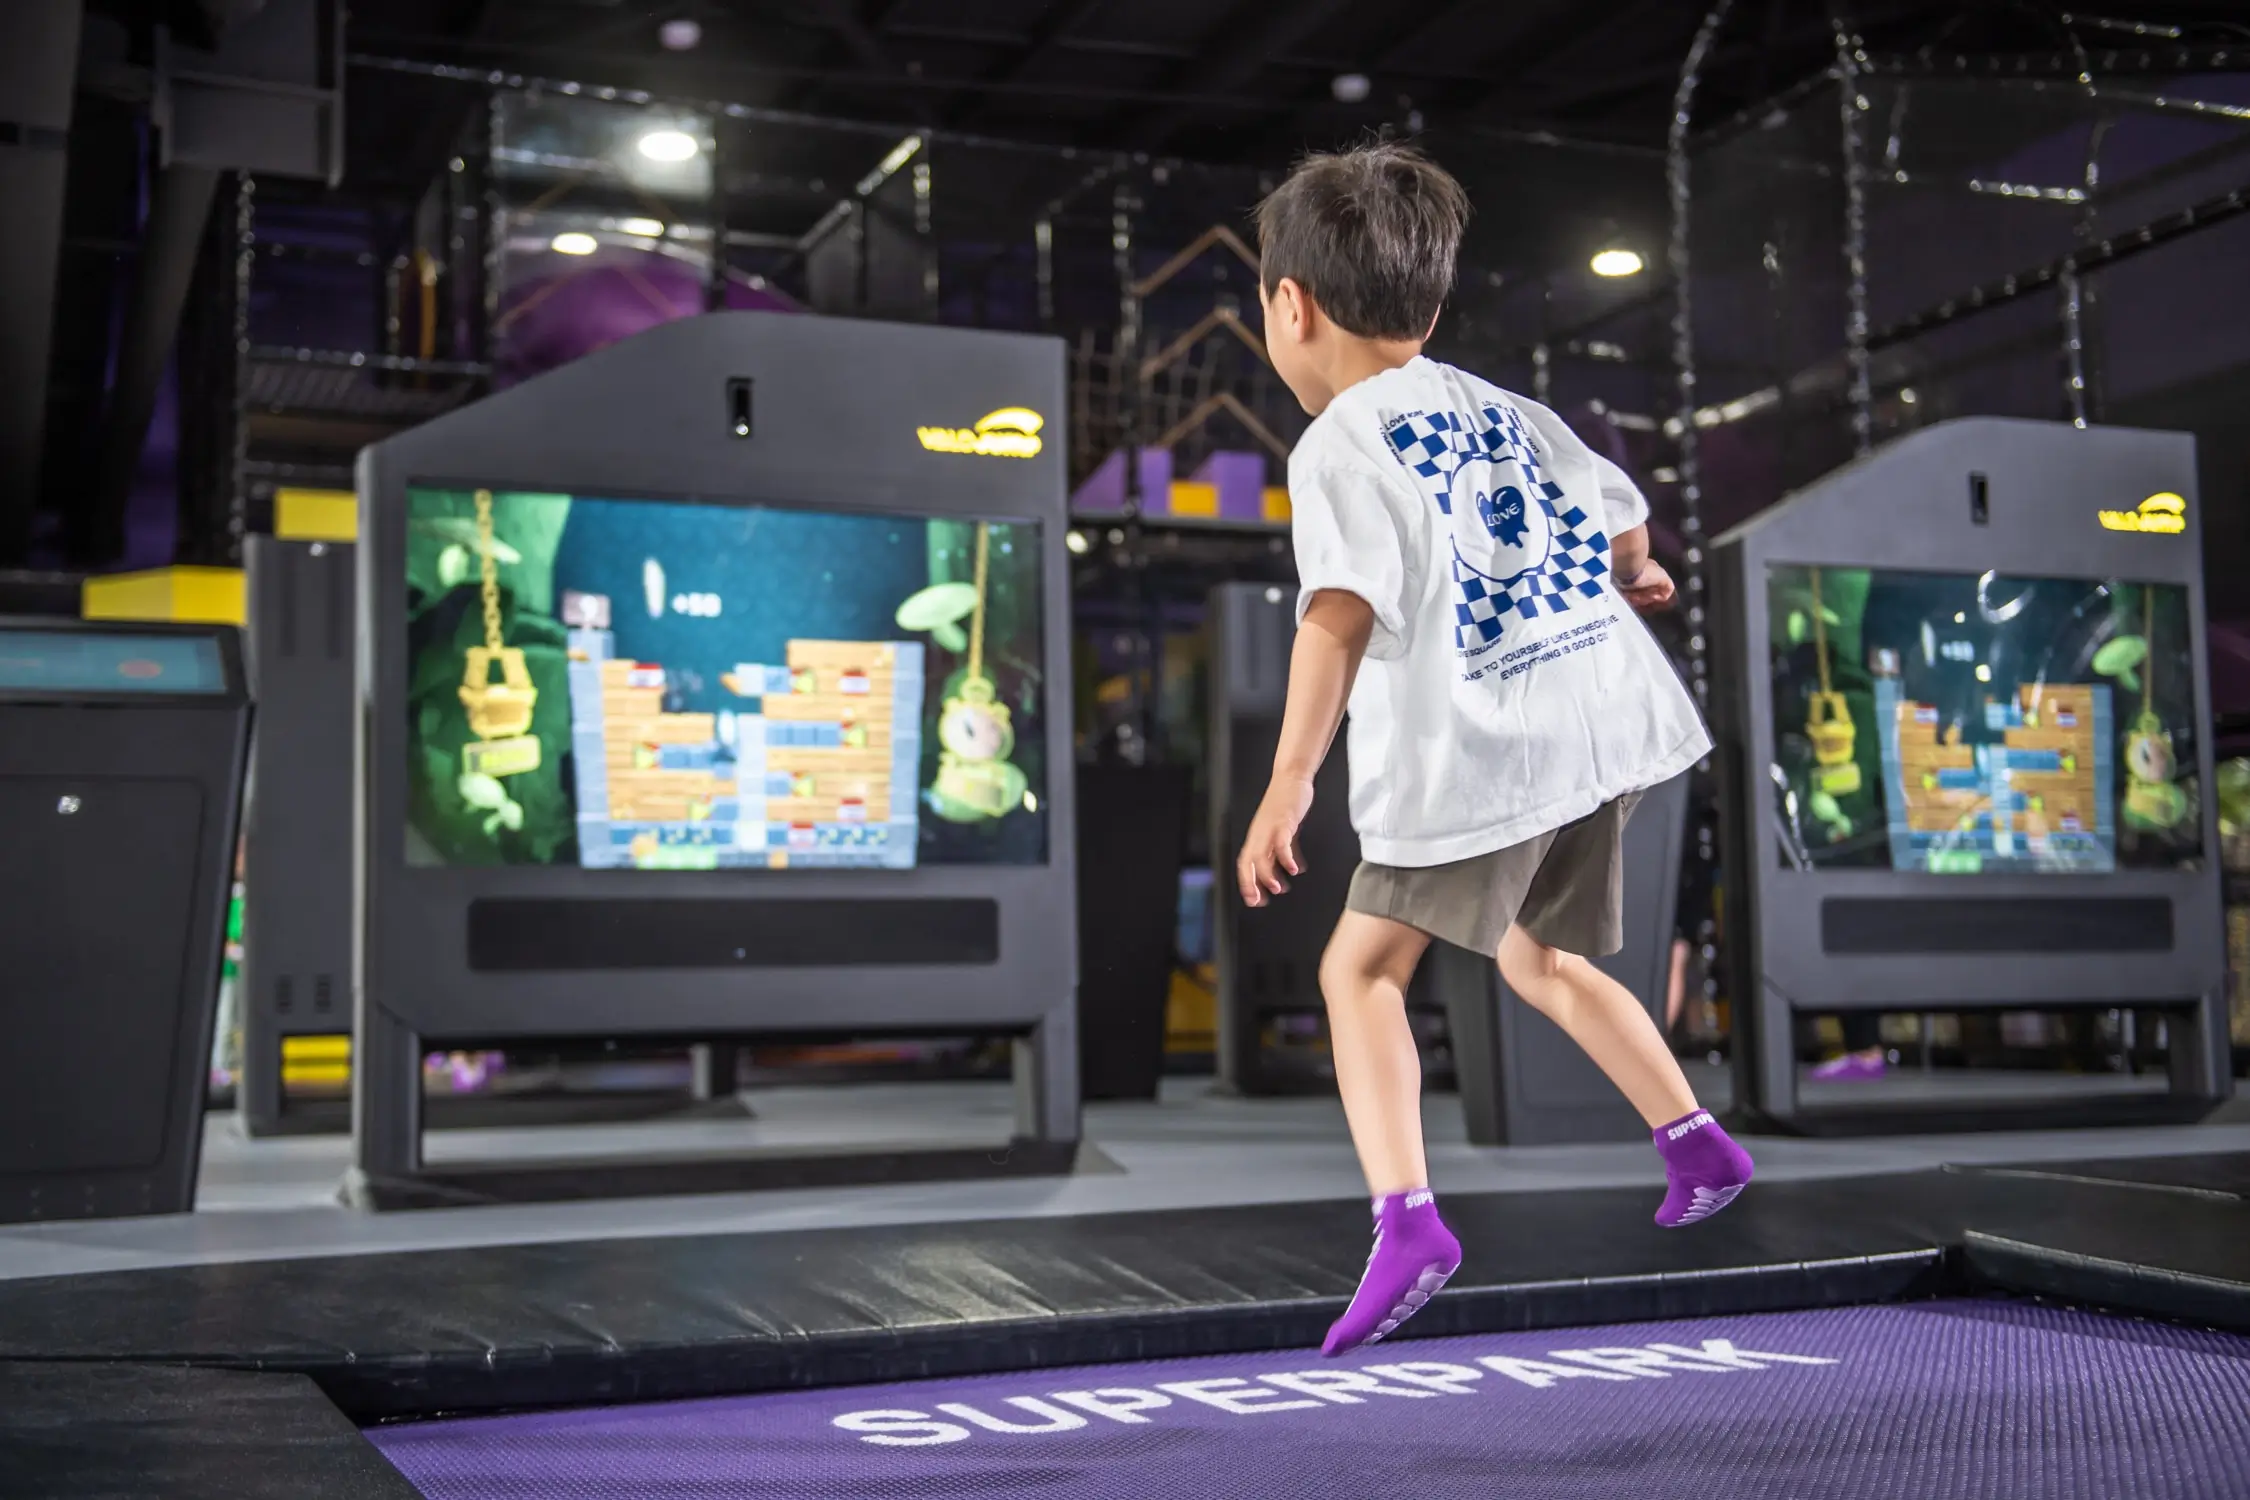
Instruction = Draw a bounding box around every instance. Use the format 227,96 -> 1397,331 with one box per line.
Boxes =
467,897 -> 1000,971
1821,897 -> 2172,954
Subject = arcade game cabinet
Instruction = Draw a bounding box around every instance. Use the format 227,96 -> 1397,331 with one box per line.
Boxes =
0,619 -> 249,1222
350,311 -> 1079,1207
1712,417 -> 2229,1133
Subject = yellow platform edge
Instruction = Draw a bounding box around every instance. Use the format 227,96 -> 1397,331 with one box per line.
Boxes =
1165,480 -> 1220,517
275,488 -> 359,543
82,566 -> 246,626
281,1035 -> 353,1063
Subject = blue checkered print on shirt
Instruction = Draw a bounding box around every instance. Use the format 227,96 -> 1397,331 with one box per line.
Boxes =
1452,503 -> 1611,649
1386,409 -> 1491,516
1383,402 -> 1614,652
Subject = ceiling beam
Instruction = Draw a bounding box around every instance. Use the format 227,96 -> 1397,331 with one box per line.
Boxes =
754,0 -> 927,123
803,0 -> 904,80
1125,0 -> 1362,152
1450,0 -> 1684,125
1509,1 -> 1929,118
946,0 -> 1110,129
387,0 -> 510,202
1245,0 -> 1619,162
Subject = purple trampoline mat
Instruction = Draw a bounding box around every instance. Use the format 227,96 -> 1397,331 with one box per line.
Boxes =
369,1300 -> 2250,1499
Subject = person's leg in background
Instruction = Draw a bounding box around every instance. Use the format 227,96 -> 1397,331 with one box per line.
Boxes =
1666,936 -> 1691,1031
1317,911 -> 1460,1355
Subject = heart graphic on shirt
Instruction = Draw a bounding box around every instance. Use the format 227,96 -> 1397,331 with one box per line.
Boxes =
1383,397 -> 1613,653
1476,485 -> 1529,548
1446,459 -> 1555,588
1386,403 -> 1564,589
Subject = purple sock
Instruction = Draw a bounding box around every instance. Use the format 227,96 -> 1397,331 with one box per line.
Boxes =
1321,1190 -> 1462,1357
1651,1109 -> 1754,1228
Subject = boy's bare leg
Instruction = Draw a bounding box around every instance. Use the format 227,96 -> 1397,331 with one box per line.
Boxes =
1497,924 -> 1753,1229
1317,910 -> 1460,1356
1320,911 -> 1434,1195
1496,925 -> 1697,1127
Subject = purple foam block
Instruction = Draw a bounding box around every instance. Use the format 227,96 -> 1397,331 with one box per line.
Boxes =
1072,448 -> 1128,515
1135,448 -> 1174,513
1191,450 -> 1269,522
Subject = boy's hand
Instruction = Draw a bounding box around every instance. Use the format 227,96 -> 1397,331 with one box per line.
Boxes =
1238,775 -> 1316,907
1619,558 -> 1676,612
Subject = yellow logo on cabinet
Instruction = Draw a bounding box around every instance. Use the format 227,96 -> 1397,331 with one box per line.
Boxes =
918,407 -> 1044,459
2098,491 -> 2186,535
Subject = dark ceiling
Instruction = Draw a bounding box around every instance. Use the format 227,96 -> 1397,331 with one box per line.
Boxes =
329,0 -> 2250,187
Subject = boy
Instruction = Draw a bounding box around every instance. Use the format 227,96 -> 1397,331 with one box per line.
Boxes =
1237,143 -> 1755,1358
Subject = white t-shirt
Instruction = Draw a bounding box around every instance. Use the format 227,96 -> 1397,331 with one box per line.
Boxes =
1289,356 -> 1711,868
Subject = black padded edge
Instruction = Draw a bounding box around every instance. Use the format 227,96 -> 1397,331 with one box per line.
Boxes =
1745,1094 -> 2224,1137
1963,1233 -> 2250,1332
1953,1151 -> 2250,1202
0,1363 -> 418,1499
350,1138 -> 1098,1210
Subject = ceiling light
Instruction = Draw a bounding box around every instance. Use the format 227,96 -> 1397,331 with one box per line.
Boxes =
658,18 -> 702,51
1332,73 -> 1370,103
1590,248 -> 1644,278
1065,530 -> 1090,556
1898,387 -> 1919,404
550,232 -> 598,256
618,217 -> 666,238
637,129 -> 700,163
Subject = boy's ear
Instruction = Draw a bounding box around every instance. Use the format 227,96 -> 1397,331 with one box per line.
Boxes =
1269,276 -> 1313,340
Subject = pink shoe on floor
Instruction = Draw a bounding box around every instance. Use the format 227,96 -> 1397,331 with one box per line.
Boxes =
1808,1051 -> 1887,1083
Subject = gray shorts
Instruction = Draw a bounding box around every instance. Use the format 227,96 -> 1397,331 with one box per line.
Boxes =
1345,792 -> 1643,959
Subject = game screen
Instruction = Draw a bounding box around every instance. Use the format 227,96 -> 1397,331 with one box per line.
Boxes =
0,631 -> 226,695
401,487 -> 1047,870
1766,565 -> 2201,875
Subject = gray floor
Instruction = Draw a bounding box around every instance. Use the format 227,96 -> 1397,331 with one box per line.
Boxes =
2,1063 -> 2245,1285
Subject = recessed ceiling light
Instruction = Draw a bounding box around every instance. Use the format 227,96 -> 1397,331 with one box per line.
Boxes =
618,217 -> 666,238
637,129 -> 700,163
1590,248 -> 1644,278
1332,73 -> 1370,103
551,232 -> 598,256
658,18 -> 701,50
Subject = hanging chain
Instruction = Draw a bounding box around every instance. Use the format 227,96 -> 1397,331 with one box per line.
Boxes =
1668,0 -> 1738,1041
475,488 -> 503,654
1831,7 -> 1874,456
2143,586 -> 2155,717
1667,0 -> 1737,713
969,521 -> 989,683
1811,568 -> 1832,696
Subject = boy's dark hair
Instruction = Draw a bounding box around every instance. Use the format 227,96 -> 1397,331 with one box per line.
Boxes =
1254,143 -> 1470,341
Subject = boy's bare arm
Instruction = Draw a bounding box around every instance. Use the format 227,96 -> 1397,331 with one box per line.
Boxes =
1237,590 -> 1374,905
1611,524 -> 1676,612
1612,523 -> 1651,584
1275,591 -> 1374,780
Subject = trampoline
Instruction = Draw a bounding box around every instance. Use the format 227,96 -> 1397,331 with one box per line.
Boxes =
373,1301 -> 2250,1499
4,1162 -> 2248,1498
